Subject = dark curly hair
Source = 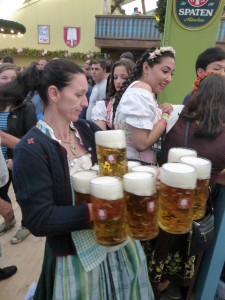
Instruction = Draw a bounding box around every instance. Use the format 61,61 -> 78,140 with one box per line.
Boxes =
112,47 -> 175,125
104,59 -> 135,127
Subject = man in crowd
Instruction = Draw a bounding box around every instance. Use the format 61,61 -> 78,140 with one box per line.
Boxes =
182,47 -> 225,104
86,59 -> 107,121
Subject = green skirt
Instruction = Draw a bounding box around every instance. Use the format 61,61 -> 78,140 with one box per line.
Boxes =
34,239 -> 154,300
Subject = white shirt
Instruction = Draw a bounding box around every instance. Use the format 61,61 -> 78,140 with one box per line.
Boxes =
86,79 -> 107,121
114,81 -> 162,164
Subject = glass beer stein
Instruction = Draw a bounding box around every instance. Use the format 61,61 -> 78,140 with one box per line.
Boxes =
72,170 -> 98,205
180,156 -> 211,220
123,172 -> 159,240
127,160 -> 141,172
158,163 -> 197,234
168,147 -> 197,163
131,165 -> 158,182
95,130 -> 128,177
90,176 -> 127,246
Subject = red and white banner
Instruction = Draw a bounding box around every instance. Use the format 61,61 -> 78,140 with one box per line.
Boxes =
64,27 -> 80,48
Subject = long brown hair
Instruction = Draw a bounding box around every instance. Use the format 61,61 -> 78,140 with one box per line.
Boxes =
182,73 -> 225,137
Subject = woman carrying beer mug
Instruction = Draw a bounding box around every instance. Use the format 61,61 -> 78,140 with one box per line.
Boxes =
145,73 -> 225,298
114,46 -> 176,165
12,60 -> 154,299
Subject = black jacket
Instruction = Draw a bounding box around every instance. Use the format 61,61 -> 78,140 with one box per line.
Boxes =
13,119 -> 101,256
7,100 -> 37,158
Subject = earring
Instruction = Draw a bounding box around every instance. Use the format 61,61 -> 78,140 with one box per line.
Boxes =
145,73 -> 148,77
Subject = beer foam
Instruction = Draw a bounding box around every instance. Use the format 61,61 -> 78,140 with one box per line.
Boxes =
131,165 -> 158,177
72,170 -> 98,194
95,130 -> 126,148
179,156 -> 211,180
123,172 -> 156,196
127,161 -> 141,172
90,176 -> 123,200
168,147 -> 197,163
161,163 -> 197,189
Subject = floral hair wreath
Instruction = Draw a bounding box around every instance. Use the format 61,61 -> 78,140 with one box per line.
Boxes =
148,46 -> 176,61
193,71 -> 221,93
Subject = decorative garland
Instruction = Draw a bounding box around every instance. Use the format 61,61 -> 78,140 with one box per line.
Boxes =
0,19 -> 26,34
193,71 -> 220,92
0,47 -> 103,61
148,46 -> 176,61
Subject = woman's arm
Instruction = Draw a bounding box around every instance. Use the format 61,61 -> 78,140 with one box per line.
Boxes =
92,101 -> 108,130
0,130 -> 20,149
130,114 -> 169,151
0,197 -> 14,224
94,120 -> 107,130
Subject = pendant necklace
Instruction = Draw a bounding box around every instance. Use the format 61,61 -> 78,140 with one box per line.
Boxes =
61,140 -> 77,155
59,132 -> 77,155
43,119 -> 77,155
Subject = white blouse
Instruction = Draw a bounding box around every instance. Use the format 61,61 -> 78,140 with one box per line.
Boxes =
92,98 -> 114,129
114,81 -> 162,164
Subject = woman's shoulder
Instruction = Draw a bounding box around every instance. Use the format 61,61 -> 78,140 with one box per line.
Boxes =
76,119 -> 102,132
130,81 -> 152,93
19,127 -> 44,142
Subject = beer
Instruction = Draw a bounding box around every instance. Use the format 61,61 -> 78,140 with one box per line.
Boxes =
168,147 -> 197,163
123,172 -> 158,240
158,163 -> 197,234
72,170 -> 98,205
180,156 -> 211,220
95,130 -> 128,177
90,176 -> 127,246
127,161 -> 141,172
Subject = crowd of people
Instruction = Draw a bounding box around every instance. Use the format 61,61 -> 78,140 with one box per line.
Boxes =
0,46 -> 225,299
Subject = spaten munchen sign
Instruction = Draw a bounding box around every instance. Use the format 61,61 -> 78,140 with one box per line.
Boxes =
173,0 -> 223,30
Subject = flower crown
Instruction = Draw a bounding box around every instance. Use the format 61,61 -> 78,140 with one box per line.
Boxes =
148,46 -> 176,61
193,71 -> 216,93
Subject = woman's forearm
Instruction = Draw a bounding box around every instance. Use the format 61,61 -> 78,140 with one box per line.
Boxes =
94,120 -> 107,130
130,121 -> 166,152
0,131 -> 20,149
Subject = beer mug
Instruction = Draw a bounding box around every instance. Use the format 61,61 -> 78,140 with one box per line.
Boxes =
131,165 -> 158,182
180,156 -> 211,220
127,160 -> 141,172
95,130 -> 128,177
123,172 -> 158,240
90,176 -> 127,246
168,147 -> 197,163
159,163 -> 197,234
72,170 -> 98,205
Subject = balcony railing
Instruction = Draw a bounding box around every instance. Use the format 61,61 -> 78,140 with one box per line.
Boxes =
95,15 -> 160,40
95,15 -> 160,49
95,15 -> 225,50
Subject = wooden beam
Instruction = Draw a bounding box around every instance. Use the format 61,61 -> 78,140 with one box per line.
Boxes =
141,0 -> 146,15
